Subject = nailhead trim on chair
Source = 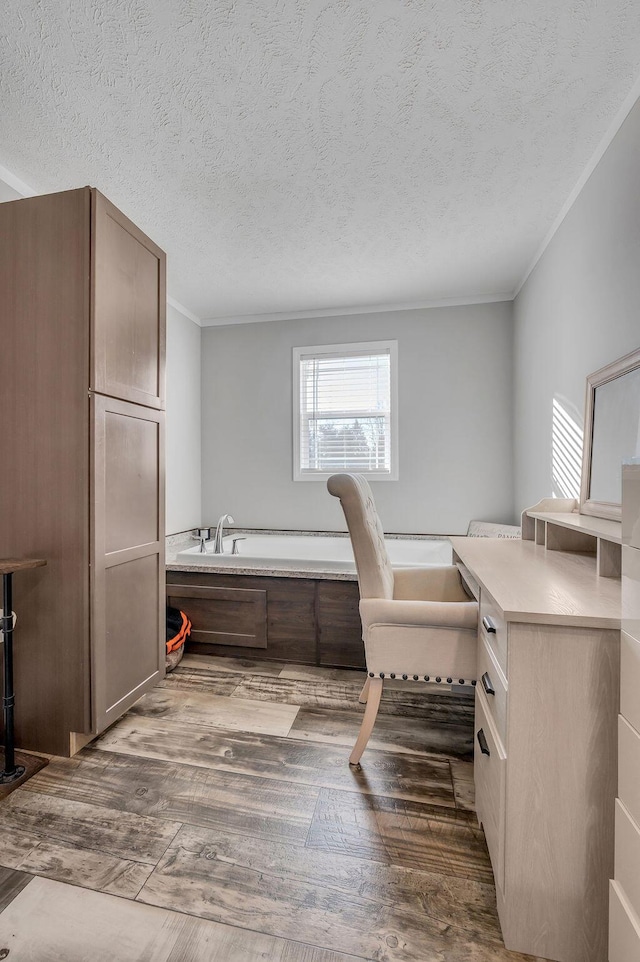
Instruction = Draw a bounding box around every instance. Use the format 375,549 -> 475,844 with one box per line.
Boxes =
367,672 -> 477,685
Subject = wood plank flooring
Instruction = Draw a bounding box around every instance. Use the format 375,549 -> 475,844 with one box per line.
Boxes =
0,876 -> 365,962
0,865 -> 31,913
0,655 -> 545,961
0,748 -> 48,798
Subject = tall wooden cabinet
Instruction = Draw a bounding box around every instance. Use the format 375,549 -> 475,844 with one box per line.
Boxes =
0,187 -> 166,756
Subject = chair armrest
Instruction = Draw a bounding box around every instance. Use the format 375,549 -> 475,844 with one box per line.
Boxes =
392,565 -> 470,602
360,597 -> 478,632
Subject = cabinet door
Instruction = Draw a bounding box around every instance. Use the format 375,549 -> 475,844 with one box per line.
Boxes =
91,190 -> 166,409
91,395 -> 165,733
166,584 -> 267,648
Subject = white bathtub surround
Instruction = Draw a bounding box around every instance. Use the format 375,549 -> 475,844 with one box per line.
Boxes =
177,534 -> 452,571
167,529 -> 452,580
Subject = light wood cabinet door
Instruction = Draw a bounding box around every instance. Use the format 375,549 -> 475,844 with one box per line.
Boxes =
91,395 -> 165,733
91,190 -> 166,410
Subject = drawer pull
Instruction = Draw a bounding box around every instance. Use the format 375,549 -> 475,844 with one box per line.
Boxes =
482,615 -> 497,634
481,672 -> 495,696
477,728 -> 490,756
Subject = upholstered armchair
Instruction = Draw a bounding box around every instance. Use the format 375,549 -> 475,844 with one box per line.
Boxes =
327,473 -> 478,765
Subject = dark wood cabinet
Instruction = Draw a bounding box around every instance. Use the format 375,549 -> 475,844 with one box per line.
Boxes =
166,584 -> 268,649
166,570 -> 364,668
316,580 -> 365,668
0,187 -> 166,756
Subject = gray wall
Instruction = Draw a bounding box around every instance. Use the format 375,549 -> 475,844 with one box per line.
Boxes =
201,302 -> 514,534
165,303 -> 202,534
514,98 -> 640,514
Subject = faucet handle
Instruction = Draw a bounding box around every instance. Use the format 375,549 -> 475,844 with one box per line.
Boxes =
192,528 -> 212,553
231,536 -> 246,555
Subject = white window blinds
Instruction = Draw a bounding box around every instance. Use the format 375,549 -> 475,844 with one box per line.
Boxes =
294,342 -> 397,478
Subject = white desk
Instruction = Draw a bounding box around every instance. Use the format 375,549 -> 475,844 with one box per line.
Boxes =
451,525 -> 621,962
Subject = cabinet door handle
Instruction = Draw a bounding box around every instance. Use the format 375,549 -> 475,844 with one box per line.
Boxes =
477,728 -> 490,756
482,615 -> 497,633
481,672 -> 495,696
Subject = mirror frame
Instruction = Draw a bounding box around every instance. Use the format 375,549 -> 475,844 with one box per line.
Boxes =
580,346 -> 640,521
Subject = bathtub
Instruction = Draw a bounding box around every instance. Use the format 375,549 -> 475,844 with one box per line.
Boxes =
175,533 -> 452,572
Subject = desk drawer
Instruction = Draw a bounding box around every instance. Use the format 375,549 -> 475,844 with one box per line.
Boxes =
480,592 -> 507,677
474,685 -> 506,892
619,715 -> 640,827
478,634 -> 508,746
615,799 -> 640,922
609,880 -> 640,962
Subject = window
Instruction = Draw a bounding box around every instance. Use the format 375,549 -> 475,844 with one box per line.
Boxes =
293,340 -> 398,481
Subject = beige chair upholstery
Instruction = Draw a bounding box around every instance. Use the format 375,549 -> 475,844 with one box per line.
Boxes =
327,473 -> 478,765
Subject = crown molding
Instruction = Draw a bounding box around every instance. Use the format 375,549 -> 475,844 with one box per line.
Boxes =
514,75 -> 640,298
0,161 -> 204,324
0,163 -> 37,197
201,291 -> 514,327
166,296 -> 202,326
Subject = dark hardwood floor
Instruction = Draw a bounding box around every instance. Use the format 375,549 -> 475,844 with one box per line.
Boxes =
0,655 -> 545,961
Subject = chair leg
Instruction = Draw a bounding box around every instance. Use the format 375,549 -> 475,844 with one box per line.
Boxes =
358,676 -> 370,704
350,677 -> 383,766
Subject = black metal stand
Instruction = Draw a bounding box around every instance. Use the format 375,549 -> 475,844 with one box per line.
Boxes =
0,572 -> 24,783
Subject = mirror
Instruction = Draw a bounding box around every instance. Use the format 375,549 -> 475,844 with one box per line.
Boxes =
580,347 -> 640,520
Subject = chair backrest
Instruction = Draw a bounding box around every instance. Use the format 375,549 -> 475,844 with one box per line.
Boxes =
327,473 -> 394,600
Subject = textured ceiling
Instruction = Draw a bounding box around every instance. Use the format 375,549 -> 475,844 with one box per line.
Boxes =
2,0 -> 640,322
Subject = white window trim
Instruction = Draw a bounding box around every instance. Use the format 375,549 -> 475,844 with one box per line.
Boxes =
292,340 -> 399,482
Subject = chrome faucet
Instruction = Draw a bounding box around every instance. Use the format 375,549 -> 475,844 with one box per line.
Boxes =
213,514 -> 234,553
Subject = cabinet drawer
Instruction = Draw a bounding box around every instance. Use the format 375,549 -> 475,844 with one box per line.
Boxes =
479,592 -> 507,677
609,880 -> 640,962
615,800 -> 640,922
621,631 -> 640,734
477,634 -> 508,745
619,715 -> 640,827
474,685 -> 506,892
